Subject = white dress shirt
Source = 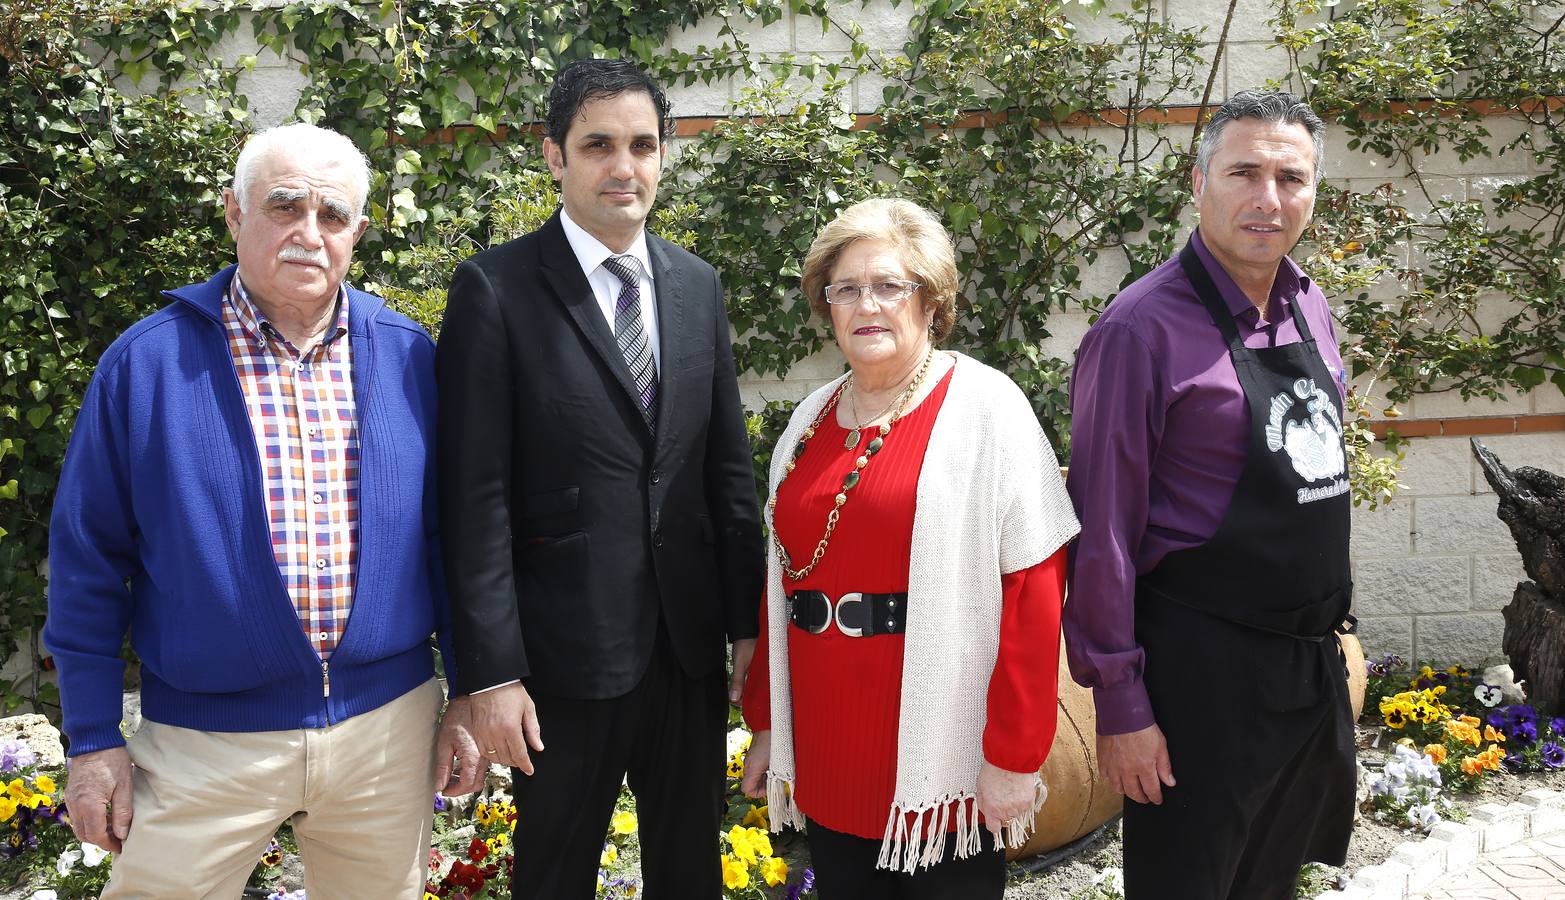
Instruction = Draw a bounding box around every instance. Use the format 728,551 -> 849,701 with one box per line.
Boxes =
559,207 -> 662,372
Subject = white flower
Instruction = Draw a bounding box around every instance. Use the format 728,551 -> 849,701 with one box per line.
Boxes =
726,727 -> 751,756
30,891 -> 60,900
54,849 -> 80,877
1406,803 -> 1440,830
1474,683 -> 1503,707
81,842 -> 111,866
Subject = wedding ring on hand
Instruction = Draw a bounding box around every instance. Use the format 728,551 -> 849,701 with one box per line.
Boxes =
486,748 -> 498,755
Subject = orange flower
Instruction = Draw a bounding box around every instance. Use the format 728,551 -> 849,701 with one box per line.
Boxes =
1484,726 -> 1506,743
1461,757 -> 1484,776
1424,744 -> 1447,764
1458,715 -> 1480,726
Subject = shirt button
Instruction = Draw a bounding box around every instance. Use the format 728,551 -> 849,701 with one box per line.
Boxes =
312,492 -> 324,504
318,631 -> 329,641
308,428 -> 319,438
652,532 -> 663,549
315,558 -> 327,569
650,470 -> 661,485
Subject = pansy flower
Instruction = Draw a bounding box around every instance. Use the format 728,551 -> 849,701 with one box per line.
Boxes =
1540,742 -> 1565,769
1474,683 -> 1502,707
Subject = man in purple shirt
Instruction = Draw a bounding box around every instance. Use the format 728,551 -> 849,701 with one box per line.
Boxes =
1064,91 -> 1356,899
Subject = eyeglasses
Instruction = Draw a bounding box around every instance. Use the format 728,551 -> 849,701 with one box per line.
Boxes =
822,280 -> 922,306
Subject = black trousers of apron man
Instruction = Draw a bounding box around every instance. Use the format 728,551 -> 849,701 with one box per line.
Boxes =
508,621 -> 728,900
1121,240 -> 1356,900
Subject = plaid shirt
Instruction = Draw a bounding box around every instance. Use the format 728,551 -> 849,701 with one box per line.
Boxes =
223,274 -> 359,661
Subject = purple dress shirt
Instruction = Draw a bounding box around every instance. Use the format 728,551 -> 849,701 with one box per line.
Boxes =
1063,229 -> 1346,736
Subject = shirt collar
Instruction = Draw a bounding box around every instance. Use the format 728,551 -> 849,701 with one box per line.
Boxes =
560,207 -> 654,284
229,271 -> 350,352
1190,227 -> 1310,324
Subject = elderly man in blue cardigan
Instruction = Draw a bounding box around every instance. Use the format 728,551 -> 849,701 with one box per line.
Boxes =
44,122 -> 479,898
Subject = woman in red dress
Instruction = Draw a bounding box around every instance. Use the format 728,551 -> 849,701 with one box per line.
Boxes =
740,199 -> 1079,897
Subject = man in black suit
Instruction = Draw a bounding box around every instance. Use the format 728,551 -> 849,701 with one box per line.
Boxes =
436,59 -> 764,898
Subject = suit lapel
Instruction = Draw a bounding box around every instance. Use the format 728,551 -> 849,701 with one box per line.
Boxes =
649,236 -> 686,452
537,213 -> 651,436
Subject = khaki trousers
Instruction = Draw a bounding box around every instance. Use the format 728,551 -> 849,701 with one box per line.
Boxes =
102,678 -> 442,900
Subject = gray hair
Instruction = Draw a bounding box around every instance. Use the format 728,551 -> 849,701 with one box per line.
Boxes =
231,123 -> 371,216
1195,90 -> 1326,184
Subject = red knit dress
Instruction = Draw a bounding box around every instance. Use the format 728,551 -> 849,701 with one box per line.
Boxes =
743,367 -> 1067,840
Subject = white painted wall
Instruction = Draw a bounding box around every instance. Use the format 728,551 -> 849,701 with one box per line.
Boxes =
223,0 -> 1564,664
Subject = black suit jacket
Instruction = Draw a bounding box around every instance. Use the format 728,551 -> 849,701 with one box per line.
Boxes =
436,211 -> 764,699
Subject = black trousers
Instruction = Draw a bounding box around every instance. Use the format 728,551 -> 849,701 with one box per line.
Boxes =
509,629 -> 727,899
804,818 -> 1005,900
1122,601 -> 1355,900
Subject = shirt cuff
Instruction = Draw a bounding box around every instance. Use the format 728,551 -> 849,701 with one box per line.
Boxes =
472,679 -> 520,695
1092,679 -> 1156,736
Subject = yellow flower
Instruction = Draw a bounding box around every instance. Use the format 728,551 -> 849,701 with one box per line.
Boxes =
0,797 -> 16,822
743,804 -> 768,829
611,810 -> 638,835
601,844 -> 618,866
746,827 -> 772,860
726,753 -> 745,778
721,853 -> 750,889
5,779 -> 30,801
32,775 -> 55,794
1424,744 -> 1447,764
426,893 -> 441,900
728,825 -> 759,863
760,855 -> 789,887
1384,708 -> 1408,729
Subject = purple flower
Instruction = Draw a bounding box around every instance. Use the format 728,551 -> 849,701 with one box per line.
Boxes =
1502,751 -> 1528,773
0,740 -> 36,773
1542,742 -> 1565,769
788,867 -> 817,899
1512,704 -> 1539,722
1509,720 -> 1538,745
1549,717 -> 1565,738
433,794 -> 447,812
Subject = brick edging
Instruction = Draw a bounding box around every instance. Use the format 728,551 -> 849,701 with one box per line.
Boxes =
1369,415 -> 1565,439
1320,789 -> 1565,900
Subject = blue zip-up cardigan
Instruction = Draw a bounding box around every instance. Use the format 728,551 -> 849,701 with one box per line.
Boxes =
44,266 -> 454,756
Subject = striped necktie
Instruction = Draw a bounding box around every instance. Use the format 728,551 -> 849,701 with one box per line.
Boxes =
602,254 -> 658,429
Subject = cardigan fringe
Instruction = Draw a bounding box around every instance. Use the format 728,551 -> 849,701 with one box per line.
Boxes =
869,780 -> 1050,873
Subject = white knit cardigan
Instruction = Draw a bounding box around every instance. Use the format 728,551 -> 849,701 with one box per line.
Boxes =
762,351 -> 1081,873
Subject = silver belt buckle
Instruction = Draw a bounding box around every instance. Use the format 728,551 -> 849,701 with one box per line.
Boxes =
834,592 -> 865,637
803,592 -> 832,635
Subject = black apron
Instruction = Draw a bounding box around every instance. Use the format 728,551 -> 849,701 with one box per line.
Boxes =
1122,241 -> 1357,900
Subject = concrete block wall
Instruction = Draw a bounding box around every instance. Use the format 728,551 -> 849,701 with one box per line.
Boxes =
1352,425 -> 1565,665
216,0 -> 1563,663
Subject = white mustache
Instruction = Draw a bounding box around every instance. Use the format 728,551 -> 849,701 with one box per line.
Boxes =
278,246 -> 329,267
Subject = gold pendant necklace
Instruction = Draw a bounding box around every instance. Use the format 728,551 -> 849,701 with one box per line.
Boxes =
845,383 -> 904,450
769,346 -> 938,581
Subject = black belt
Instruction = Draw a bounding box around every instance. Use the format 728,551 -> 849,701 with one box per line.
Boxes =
787,591 -> 908,637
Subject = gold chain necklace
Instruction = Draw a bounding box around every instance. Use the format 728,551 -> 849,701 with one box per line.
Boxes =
769,346 -> 937,581
845,383 -> 903,450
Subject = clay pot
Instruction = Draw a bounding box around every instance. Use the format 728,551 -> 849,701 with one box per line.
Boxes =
1340,631 -> 1368,721
1008,637 -> 1122,860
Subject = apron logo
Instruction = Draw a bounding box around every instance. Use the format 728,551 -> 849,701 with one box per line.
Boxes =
1265,378 -> 1348,503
